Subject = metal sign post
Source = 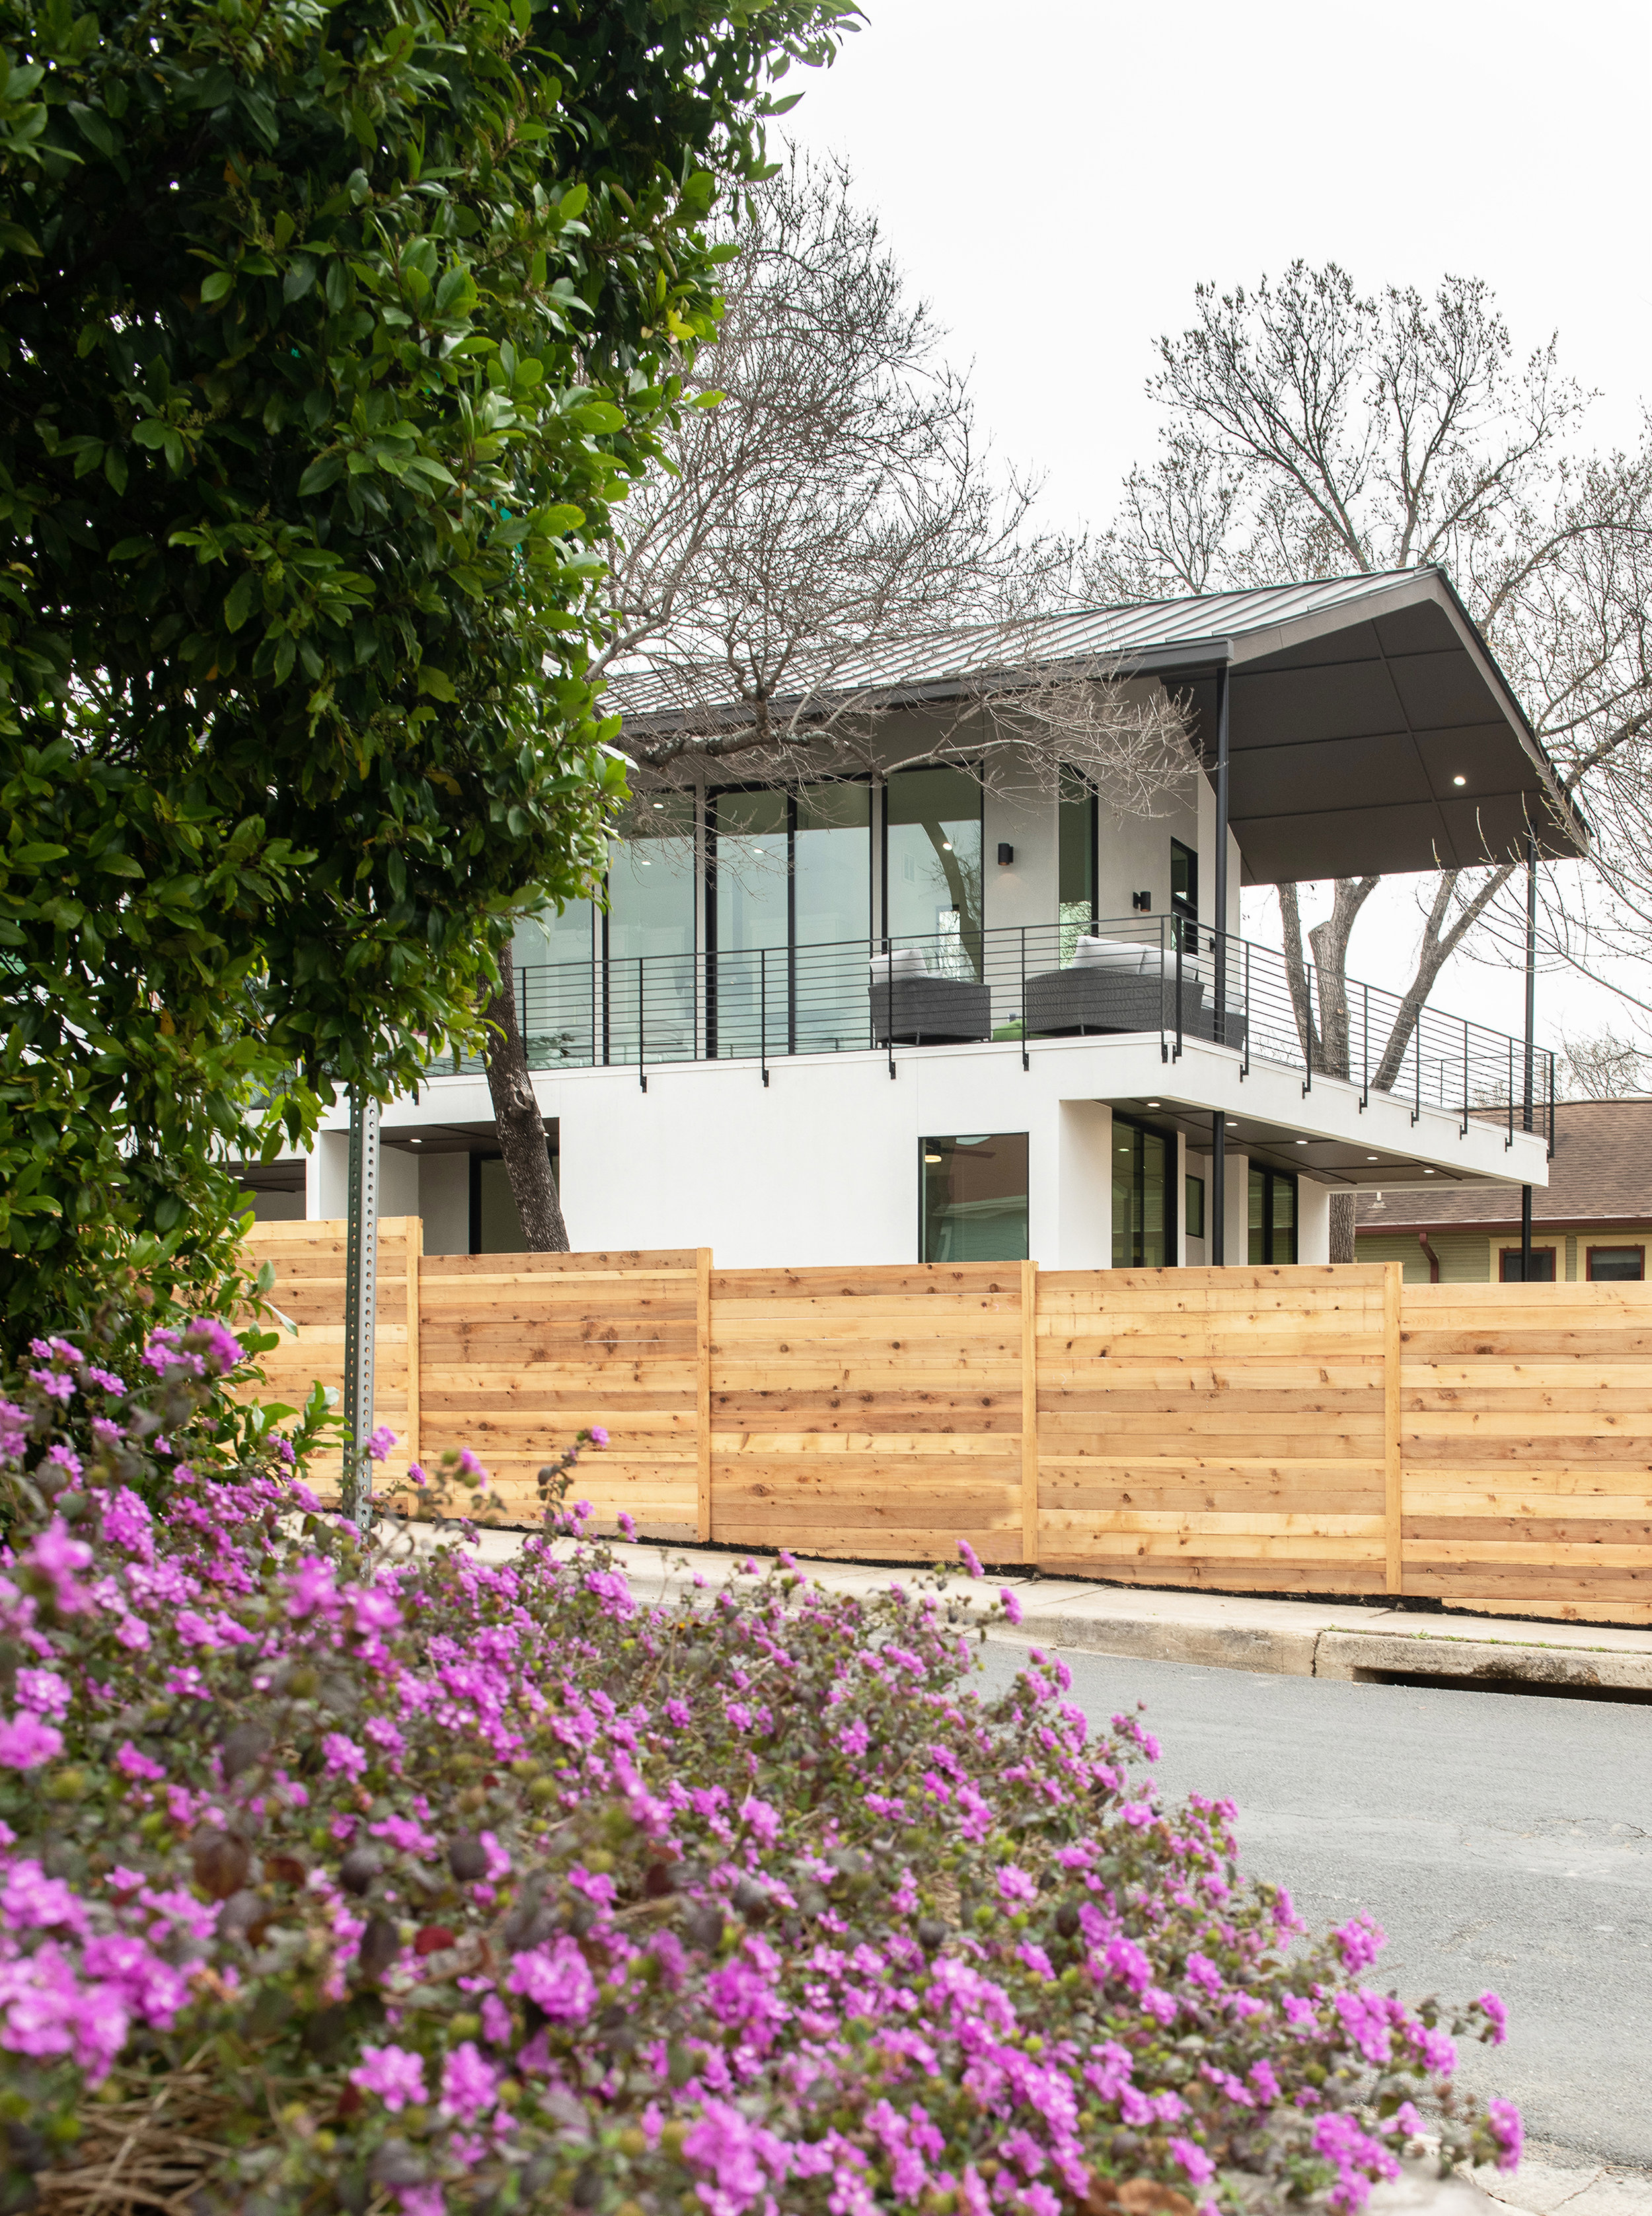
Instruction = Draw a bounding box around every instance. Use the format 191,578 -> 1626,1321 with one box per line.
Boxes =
341,1086 -> 379,1530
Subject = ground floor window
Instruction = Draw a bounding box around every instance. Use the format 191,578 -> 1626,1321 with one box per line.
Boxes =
1184,1172 -> 1205,1241
1587,1244 -> 1645,1281
1499,1246 -> 1556,1281
920,1133 -> 1028,1262
1112,1116 -> 1174,1268
1248,1165 -> 1297,1264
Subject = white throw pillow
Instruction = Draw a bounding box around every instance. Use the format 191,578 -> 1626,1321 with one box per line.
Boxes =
870,948 -> 929,983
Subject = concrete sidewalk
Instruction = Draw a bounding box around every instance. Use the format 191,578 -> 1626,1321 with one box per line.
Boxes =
447,1526 -> 1652,1693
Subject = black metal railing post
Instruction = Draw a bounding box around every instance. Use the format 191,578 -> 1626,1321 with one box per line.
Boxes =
1242,940 -> 1251,1079
761,946 -> 769,1088
1361,981 -> 1369,1111
1302,961 -> 1313,1096
1174,917 -> 1183,1061
638,956 -> 646,1091
1412,1014 -> 1421,1126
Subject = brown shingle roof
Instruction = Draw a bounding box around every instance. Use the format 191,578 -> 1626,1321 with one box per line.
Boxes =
1357,1098 -> 1652,1232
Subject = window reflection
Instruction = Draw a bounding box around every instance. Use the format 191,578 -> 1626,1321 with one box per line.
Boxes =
921,1133 -> 1028,1262
1112,1115 -> 1172,1268
885,765 -> 983,978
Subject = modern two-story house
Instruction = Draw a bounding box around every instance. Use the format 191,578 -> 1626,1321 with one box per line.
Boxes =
243,566 -> 1582,1267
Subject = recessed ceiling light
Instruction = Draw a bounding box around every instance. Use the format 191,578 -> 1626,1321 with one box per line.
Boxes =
1452,775 -> 1466,786
652,800 -> 665,809
942,841 -> 954,851
1295,1139 -> 1307,1145
1367,1155 -> 1378,1161
1146,1100 -> 1160,1107
924,1151 -> 942,1163
1226,1122 -> 1238,1129
1423,1168 -> 1435,1174
410,1137 -> 422,1147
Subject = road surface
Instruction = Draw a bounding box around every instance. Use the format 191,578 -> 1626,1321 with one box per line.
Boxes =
972,1642 -> 1652,2164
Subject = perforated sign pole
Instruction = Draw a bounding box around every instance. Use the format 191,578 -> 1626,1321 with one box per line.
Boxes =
341,1087 -> 379,1531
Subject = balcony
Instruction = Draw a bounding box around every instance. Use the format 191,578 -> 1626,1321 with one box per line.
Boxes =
429,917 -> 1556,1145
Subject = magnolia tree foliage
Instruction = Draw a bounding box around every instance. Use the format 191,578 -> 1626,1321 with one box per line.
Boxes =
0,1343 -> 1522,2216
0,0 -> 851,1350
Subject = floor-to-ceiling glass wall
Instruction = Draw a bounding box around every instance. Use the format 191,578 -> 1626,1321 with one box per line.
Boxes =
509,798 -> 696,1068
883,765 -> 984,977
608,795 -> 697,1064
1112,1114 -> 1174,1267
710,788 -> 788,1057
709,783 -> 870,1056
794,783 -> 871,1050
1058,768 -> 1097,962
512,901 -> 596,1066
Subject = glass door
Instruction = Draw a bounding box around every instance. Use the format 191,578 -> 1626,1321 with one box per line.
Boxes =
1112,1114 -> 1174,1268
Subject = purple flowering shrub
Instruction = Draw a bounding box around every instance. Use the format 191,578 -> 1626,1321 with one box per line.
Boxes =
0,1342 -> 1522,2216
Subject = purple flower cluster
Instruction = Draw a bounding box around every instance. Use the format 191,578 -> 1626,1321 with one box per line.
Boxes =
0,1356 -> 1522,2216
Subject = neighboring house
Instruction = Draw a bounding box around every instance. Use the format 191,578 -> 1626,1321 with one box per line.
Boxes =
242,566 -> 1582,1268
1356,1097 -> 1652,1282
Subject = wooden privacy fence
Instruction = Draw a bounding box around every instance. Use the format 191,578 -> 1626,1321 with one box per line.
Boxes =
244,1225 -> 1652,1626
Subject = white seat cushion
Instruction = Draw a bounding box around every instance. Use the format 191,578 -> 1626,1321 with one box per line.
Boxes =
1069,937 -> 1156,975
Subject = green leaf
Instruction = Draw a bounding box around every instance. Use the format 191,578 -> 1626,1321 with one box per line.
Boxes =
108,537 -> 153,561
200,269 -> 235,303
297,453 -> 344,497
130,420 -> 169,449
66,100 -> 115,157
416,665 -> 457,702
103,445 -> 128,494
283,256 -> 317,301
224,571 -> 258,632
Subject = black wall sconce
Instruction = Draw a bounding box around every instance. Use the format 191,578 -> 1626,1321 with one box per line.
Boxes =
1132,889 -> 1152,911
996,843 -> 1014,866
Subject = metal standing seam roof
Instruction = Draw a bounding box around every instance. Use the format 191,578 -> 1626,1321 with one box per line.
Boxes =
607,566 -> 1588,881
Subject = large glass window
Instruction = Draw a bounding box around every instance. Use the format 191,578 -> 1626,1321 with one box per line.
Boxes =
513,899 -> 596,1067
1059,770 -> 1096,952
921,1133 -> 1028,1262
710,782 -> 870,1056
508,798 -> 696,1068
1500,1246 -> 1556,1281
1112,1114 -> 1173,1268
608,795 -> 697,1064
1248,1166 -> 1298,1264
885,765 -> 983,978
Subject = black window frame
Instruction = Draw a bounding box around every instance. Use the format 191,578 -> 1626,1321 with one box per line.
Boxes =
919,1131 -> 1030,1264
1248,1164 -> 1298,1265
1111,1112 -> 1179,1270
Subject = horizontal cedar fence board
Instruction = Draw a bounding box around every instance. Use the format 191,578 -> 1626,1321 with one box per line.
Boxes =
710,1262 -> 1031,1564
1036,1266 -> 1390,1597
240,1219 -> 418,1486
237,1233 -> 1652,1624
1398,1283 -> 1652,1624
417,1249 -> 701,1535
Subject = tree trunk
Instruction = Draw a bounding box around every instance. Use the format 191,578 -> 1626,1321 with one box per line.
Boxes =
482,944 -> 570,1251
1328,1190 -> 1357,1262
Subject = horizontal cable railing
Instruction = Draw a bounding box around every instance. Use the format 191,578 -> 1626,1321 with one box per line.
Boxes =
434,916 -> 1556,1147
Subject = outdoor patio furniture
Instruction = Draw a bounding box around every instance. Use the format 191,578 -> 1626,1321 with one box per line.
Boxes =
870,948 -> 991,1045
1023,936 -> 1246,1048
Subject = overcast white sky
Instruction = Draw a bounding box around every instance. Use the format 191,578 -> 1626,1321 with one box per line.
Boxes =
781,0 -> 1652,1055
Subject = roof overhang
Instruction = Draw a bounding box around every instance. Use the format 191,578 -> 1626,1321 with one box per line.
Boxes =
1166,570 -> 1587,882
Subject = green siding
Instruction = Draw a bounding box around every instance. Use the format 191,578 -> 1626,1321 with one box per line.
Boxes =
1355,1229 -> 1492,1281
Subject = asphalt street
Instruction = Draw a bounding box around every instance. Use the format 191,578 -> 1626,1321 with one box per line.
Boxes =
971,1642 -> 1652,2165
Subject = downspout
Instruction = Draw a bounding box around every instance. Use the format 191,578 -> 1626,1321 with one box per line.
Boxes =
1418,1231 -> 1441,1285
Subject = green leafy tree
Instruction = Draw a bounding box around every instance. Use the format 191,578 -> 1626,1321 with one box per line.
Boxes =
0,0 -> 852,1350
